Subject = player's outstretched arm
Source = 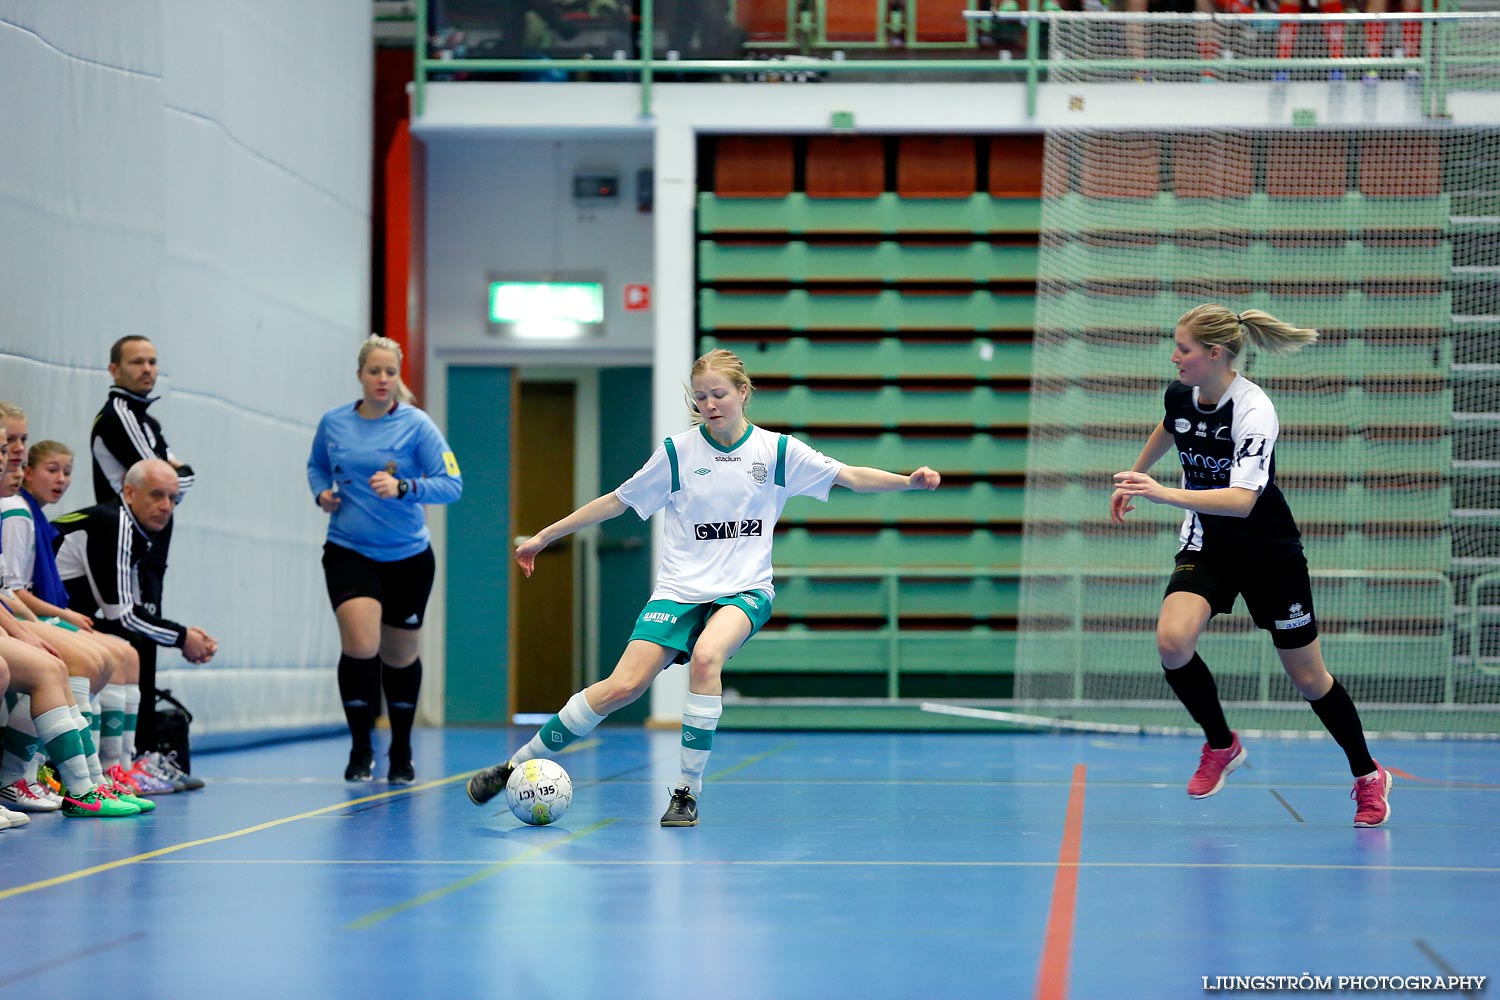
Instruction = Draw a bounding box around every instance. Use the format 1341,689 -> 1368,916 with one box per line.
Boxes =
515,492 -> 630,577
1111,423 -> 1176,523
834,465 -> 941,493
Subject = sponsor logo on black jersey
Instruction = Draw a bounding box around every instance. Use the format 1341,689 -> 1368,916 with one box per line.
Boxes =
1179,450 -> 1233,474
1236,436 -> 1270,468
695,519 -> 763,540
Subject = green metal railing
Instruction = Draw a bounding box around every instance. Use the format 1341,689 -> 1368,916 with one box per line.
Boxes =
754,567 -> 1455,703
412,0 -> 1494,121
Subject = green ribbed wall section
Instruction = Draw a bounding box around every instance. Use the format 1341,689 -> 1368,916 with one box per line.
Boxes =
699,180 -> 1038,705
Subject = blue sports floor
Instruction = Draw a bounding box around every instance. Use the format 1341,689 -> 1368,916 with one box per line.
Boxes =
2,729 -> 1496,1000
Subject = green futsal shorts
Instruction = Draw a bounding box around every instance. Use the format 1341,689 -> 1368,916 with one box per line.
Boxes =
40,615 -> 82,633
628,591 -> 774,665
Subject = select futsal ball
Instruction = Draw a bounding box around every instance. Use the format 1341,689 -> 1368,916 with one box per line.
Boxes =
505,759 -> 573,826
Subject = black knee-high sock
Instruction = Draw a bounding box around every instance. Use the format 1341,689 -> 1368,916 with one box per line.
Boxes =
1163,654 -> 1234,749
382,658 -> 422,756
1307,678 -> 1376,777
338,654 -> 381,752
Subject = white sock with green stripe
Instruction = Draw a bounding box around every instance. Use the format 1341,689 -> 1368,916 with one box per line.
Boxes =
34,705 -> 94,796
90,691 -> 102,759
679,692 -> 723,796
99,684 -> 126,770
2,694 -> 40,787
514,691 -> 605,765
123,683 -> 141,762
68,676 -> 106,787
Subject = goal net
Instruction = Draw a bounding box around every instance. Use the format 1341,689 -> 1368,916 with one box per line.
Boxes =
1013,123 -> 1500,738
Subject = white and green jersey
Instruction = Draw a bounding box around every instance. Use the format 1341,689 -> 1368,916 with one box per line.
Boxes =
0,495 -> 34,592
615,424 -> 842,604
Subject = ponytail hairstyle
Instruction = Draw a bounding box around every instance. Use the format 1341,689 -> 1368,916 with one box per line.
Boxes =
356,334 -> 417,405
684,348 -> 754,425
1178,304 -> 1319,358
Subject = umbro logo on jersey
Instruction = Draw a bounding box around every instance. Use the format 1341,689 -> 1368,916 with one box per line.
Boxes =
694,468 -> 710,476
695,519 -> 763,540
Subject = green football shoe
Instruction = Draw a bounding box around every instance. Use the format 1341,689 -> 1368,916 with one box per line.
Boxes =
62,786 -> 142,818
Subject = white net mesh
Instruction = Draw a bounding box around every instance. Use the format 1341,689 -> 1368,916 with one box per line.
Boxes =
1042,1 -> 1500,93
1015,125 -> 1500,737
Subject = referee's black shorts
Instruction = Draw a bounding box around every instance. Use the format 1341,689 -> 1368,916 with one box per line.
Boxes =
1164,546 -> 1319,650
321,542 -> 436,630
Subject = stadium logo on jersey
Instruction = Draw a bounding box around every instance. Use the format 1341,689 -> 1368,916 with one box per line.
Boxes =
1174,418 -> 1192,433
714,455 -> 740,463
1276,602 -> 1313,630
751,462 -> 768,485
695,519 -> 763,540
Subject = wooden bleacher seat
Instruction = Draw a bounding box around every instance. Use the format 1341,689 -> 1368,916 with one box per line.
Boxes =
990,134 -> 1047,198
1267,135 -> 1349,198
715,136 -> 795,197
736,0 -> 792,45
1360,132 -> 1441,198
806,135 -> 886,197
1171,136 -> 1254,200
911,0 -> 973,44
820,0 -> 883,43
897,136 -> 978,198
1078,135 -> 1160,200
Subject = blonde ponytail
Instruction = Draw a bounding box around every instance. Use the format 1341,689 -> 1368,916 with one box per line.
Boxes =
1178,304 -> 1318,359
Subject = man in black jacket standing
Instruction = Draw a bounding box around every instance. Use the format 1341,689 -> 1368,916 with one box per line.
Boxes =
91,336 -> 196,754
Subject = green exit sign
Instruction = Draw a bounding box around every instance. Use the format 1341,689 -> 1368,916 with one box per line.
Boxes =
488,282 -> 604,324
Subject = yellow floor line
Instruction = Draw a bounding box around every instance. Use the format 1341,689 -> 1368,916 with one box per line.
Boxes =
0,771 -> 470,903
345,818 -> 619,930
707,740 -> 797,782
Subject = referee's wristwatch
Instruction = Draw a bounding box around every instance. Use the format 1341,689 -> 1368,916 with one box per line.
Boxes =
396,478 -> 410,499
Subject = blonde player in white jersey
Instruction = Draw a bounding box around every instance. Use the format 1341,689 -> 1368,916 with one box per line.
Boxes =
467,349 -> 941,827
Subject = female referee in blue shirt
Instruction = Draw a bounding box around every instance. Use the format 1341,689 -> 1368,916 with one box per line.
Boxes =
307,335 -> 462,783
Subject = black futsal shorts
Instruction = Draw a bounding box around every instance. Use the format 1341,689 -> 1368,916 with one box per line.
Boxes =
1164,546 -> 1319,650
321,542 -> 436,630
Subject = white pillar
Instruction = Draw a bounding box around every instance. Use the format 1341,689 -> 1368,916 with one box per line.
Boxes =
648,117 -> 697,725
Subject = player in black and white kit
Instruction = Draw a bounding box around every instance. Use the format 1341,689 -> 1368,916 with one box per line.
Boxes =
1111,304 -> 1393,827
465,349 -> 941,827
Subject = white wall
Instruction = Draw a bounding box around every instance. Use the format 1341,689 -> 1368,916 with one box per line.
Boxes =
424,134 -> 656,366
0,1 -> 372,738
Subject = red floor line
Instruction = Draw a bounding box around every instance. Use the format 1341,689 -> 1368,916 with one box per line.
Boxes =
1035,763 -> 1087,1000
1386,765 -> 1500,790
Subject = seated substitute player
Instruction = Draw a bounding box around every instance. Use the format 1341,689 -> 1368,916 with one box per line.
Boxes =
1110,303 -> 1392,827
2,439 -> 174,797
466,348 -> 942,827
53,458 -> 215,791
